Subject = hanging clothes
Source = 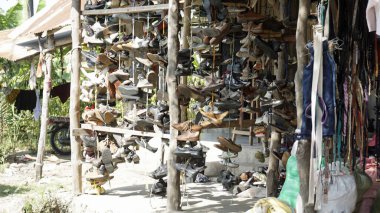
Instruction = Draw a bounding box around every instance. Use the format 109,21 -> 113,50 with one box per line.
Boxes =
33,90 -> 41,120
300,41 -> 336,138
50,83 -> 71,103
14,90 -> 37,112
366,0 -> 380,35
29,63 -> 37,90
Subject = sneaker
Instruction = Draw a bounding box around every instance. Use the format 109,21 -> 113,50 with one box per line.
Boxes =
136,57 -> 154,68
136,74 -> 153,89
255,111 -> 269,125
219,158 -> 239,168
135,137 -> 158,153
149,164 -> 168,179
151,179 -> 167,196
218,152 -> 238,159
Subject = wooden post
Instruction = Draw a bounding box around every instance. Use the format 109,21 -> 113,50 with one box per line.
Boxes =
70,0 -> 82,194
179,0 -> 190,122
166,0 -> 181,210
295,0 -> 312,212
266,1 -> 286,196
266,49 -> 285,196
267,132 -> 281,196
35,33 -> 54,181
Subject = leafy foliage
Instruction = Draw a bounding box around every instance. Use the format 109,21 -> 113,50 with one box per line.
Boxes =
0,3 -> 71,162
0,3 -> 22,30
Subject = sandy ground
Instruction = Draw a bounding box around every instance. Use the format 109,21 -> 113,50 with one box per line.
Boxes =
0,152 -> 258,213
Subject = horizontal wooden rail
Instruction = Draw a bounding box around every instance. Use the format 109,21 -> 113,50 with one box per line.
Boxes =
73,123 -> 171,139
82,4 -> 169,15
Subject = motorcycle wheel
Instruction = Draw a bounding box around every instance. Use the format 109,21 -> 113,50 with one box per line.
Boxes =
50,125 -> 71,155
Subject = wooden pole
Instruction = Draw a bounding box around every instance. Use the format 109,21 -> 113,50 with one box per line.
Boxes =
266,49 -> 284,197
179,0 -> 191,122
295,0 -> 312,212
266,1 -> 285,196
166,0 -> 181,209
267,132 -> 281,196
35,33 -> 54,181
70,0 -> 82,194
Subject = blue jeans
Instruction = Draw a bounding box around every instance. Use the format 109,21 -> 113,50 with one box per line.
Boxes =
301,41 -> 336,137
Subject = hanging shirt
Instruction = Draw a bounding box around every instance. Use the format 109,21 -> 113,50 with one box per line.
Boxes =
367,0 -> 380,35
50,83 -> 71,103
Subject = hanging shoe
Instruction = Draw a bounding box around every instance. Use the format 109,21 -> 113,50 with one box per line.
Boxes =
135,137 -> 158,153
217,136 -> 242,153
136,57 -> 154,68
220,158 -> 239,168
176,130 -> 200,142
199,109 -> 228,126
149,164 -> 168,179
136,74 -> 153,89
218,151 -> 238,159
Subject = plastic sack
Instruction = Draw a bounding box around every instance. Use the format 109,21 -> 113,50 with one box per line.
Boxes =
317,174 -> 357,213
278,156 -> 300,209
246,197 -> 292,213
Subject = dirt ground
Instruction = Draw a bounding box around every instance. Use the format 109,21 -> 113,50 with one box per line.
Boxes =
0,152 -> 258,213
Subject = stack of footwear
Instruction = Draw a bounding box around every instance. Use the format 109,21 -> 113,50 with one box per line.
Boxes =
176,49 -> 194,76
77,0 -> 299,195
214,136 -> 242,169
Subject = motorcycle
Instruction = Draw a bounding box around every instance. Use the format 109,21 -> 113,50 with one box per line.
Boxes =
48,117 -> 71,155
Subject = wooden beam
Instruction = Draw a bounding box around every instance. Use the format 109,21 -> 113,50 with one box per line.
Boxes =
82,4 -> 169,15
70,0 -> 83,195
36,34 -> 54,181
203,119 -> 256,129
179,0 -> 191,122
79,124 -> 171,139
166,0 -> 181,209
35,33 -> 54,181
295,0 -> 313,212
231,130 -> 253,136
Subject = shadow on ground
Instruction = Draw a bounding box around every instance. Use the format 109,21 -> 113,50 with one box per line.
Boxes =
0,184 -> 30,198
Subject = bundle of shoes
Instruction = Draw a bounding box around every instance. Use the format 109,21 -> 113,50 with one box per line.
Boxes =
174,139 -> 208,182
217,170 -> 237,191
148,164 -> 168,196
232,168 -> 268,198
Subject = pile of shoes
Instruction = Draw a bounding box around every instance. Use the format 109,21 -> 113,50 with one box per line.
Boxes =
148,164 -> 168,196
232,169 -> 268,198
217,170 -> 237,191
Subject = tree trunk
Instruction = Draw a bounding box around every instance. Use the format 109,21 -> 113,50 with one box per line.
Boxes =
295,0 -> 312,212
35,34 -> 54,181
179,0 -> 190,122
70,0 -> 82,195
166,0 -> 181,210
